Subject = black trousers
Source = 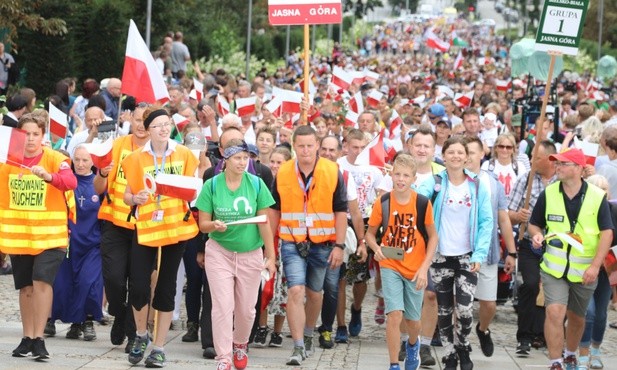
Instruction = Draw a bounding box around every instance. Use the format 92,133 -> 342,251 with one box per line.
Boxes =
516,239 -> 545,341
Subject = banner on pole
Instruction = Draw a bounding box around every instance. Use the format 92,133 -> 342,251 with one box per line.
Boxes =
534,0 -> 589,56
268,0 -> 342,26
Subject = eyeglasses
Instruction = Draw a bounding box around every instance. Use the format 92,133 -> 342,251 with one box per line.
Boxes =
149,122 -> 173,130
554,161 -> 578,167
496,144 -> 514,150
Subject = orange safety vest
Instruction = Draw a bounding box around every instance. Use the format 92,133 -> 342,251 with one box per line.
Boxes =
121,143 -> 199,247
277,158 -> 338,243
0,148 -> 72,255
98,135 -> 140,229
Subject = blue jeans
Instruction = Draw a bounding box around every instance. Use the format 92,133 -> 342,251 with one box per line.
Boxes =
319,262 -> 342,332
580,269 -> 611,347
281,240 -> 333,291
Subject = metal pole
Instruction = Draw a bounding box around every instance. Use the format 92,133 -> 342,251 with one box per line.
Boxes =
245,0 -> 253,79
598,0 -> 604,60
405,0 -> 409,13
145,0 -> 152,48
302,24 -> 310,125
327,24 -> 333,54
285,25 -> 290,60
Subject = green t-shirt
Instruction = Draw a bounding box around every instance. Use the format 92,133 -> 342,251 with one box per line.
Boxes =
196,172 -> 274,252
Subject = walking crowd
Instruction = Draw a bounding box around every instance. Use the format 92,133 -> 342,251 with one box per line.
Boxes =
2,11 -> 617,370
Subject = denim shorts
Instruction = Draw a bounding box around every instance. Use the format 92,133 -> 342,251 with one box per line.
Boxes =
381,267 -> 424,321
281,240 -> 333,292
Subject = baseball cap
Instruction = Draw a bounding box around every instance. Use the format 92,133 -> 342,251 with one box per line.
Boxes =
427,103 -> 445,117
379,85 -> 389,94
247,143 -> 259,156
511,114 -> 522,127
549,148 -> 586,167
436,116 -> 452,129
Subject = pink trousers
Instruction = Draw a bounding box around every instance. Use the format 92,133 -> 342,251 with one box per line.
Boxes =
204,238 -> 263,363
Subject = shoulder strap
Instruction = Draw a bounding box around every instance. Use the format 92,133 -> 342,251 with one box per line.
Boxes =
381,192 -> 391,234
415,193 -> 429,248
431,174 -> 442,204
488,158 -> 495,172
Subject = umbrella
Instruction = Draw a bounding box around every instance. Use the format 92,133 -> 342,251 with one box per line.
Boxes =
510,38 -> 535,77
597,55 -> 617,80
528,51 -> 564,81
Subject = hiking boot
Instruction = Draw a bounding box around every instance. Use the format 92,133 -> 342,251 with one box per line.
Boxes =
145,349 -> 166,368
268,332 -> 283,347
550,362 -> 564,370
31,337 -> 49,361
475,323 -> 493,357
110,316 -> 126,345
349,305 -> 362,336
286,345 -> 306,366
442,352 -> 458,370
128,334 -> 150,364
12,337 -> 33,357
419,344 -> 436,366
516,340 -> 531,356
405,338 -> 421,370
375,303 -> 385,325
456,345 -> 473,370
82,320 -> 97,341
590,347 -> 604,369
202,347 -> 217,359
563,354 -> 578,370
304,334 -> 314,356
318,329 -> 334,349
181,321 -> 199,342
66,323 -> 83,339
335,326 -> 349,343
125,338 -> 134,354
233,342 -> 249,370
252,326 -> 268,348
44,319 -> 56,337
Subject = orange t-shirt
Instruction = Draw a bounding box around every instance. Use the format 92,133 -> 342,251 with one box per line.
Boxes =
368,191 -> 434,280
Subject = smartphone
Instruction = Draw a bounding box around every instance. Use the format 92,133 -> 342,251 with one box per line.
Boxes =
381,246 -> 404,260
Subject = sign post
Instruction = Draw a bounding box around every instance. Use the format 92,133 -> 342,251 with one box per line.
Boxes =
268,0 -> 342,124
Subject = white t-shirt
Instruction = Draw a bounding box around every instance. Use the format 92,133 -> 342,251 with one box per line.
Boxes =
438,181 -> 472,256
480,159 -> 524,197
337,156 -> 383,218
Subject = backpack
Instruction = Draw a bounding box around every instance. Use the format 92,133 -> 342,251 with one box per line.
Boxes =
487,158 -> 519,176
380,191 -> 430,247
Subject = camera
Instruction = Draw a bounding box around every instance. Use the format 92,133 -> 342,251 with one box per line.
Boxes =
97,120 -> 116,133
296,241 -> 311,258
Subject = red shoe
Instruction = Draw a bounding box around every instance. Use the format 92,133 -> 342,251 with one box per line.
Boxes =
233,342 -> 248,370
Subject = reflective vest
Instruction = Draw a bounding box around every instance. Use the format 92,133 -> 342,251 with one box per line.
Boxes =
121,143 -> 199,247
0,148 -> 72,255
277,158 -> 338,243
540,182 -> 605,282
98,135 -> 139,229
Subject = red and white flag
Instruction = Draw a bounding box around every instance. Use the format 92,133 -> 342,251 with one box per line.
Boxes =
83,137 -> 114,169
345,110 -> 359,128
235,97 -> 256,117
265,95 -> 283,117
216,95 -> 230,116
192,78 -> 203,101
49,103 -> 68,139
297,77 -> 317,95
495,79 -> 512,92
331,66 -> 353,91
144,173 -> 203,202
586,80 -> 601,94
366,90 -> 384,108
172,113 -> 190,133
348,91 -> 364,114
454,91 -> 474,108
574,137 -> 599,166
425,31 -> 450,53
350,70 -> 365,86
388,110 -> 403,140
279,89 -> 303,114
412,95 -> 426,105
399,98 -> 410,106
121,20 -> 170,104
364,69 -> 380,82
453,51 -> 464,70
356,129 -> 386,168
0,126 -> 26,167
436,85 -> 454,99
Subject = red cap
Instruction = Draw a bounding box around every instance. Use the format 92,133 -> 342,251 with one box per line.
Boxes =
549,148 -> 586,167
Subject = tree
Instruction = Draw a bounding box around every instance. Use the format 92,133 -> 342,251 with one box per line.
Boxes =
343,0 -> 384,18
0,0 -> 67,49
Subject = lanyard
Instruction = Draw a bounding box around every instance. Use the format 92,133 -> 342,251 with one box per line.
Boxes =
151,144 -> 168,207
295,160 -> 312,214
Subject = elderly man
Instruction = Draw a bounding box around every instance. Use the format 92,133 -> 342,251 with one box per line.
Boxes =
101,78 -> 121,121
67,107 -> 106,158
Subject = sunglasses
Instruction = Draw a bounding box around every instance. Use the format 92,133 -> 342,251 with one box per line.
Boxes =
496,144 -> 514,150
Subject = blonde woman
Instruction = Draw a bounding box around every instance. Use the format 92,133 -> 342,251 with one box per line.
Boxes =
481,133 -> 526,197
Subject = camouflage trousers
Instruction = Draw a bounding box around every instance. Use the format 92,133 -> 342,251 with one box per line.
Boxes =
430,252 -> 478,356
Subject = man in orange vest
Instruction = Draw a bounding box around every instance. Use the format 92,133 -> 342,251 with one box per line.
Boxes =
270,125 -> 348,366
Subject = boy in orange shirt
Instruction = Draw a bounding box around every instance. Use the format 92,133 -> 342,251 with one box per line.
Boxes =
366,153 -> 438,370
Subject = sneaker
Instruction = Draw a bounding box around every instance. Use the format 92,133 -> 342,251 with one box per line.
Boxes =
349,306 -> 362,336
125,338 -> 135,354
442,353 -> 458,370
268,332 -> 283,347
12,337 -> 33,357
202,347 -> 217,359
144,349 -> 166,368
286,345 -> 306,366
405,338 -> 421,370
389,364 -> 401,370
516,340 -> 531,356
564,355 -> 578,370
419,344 -> 436,366
82,320 -> 97,341
398,341 -> 406,362
216,361 -> 232,370
304,334 -> 314,356
31,337 -> 49,361
233,342 -> 249,370
531,335 -> 547,349
318,329 -> 334,349
128,334 -> 150,364
169,319 -> 183,331
66,323 -> 83,339
375,304 -> 385,325
110,316 -> 126,345
456,345 -> 473,370
578,355 -> 589,370
181,321 -> 199,342
475,323 -> 493,357
550,362 -> 564,370
252,326 -> 268,348
44,319 -> 56,337
335,326 -> 349,343
590,347 -> 603,369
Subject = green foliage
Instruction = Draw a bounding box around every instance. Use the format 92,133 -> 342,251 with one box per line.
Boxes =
193,52 -> 281,80
563,49 -> 596,75
0,0 -> 67,48
579,38 -> 617,61
209,24 -> 242,62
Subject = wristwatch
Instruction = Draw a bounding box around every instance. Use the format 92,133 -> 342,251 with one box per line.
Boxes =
507,252 -> 518,258
334,243 -> 345,250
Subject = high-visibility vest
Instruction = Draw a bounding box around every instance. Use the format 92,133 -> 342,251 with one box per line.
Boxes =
98,135 -> 139,229
0,148 -> 73,255
277,158 -> 338,243
540,182 -> 605,282
121,143 -> 199,247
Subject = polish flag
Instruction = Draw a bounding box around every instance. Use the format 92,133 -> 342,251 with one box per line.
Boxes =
49,103 -> 68,139
386,145 -> 397,164
217,95 -> 230,116
574,137 -> 599,166
345,110 -> 359,128
279,89 -> 303,114
121,20 -> 170,104
265,95 -> 283,117
388,110 -> 403,140
399,98 -> 410,106
356,129 -> 386,168
83,137 -> 114,169
453,51 -> 464,70
350,70 -> 365,86
412,95 -> 426,105
0,126 -> 26,167
364,69 -> 380,82
495,79 -> 512,92
236,97 -> 256,117
348,91 -> 364,114
331,66 -> 353,90
425,32 -> 450,53
192,78 -> 203,101
297,77 -> 317,95
172,113 -> 190,133
366,90 -> 384,108
454,91 -> 474,108
145,173 -> 203,202
586,80 -> 601,94
436,85 -> 454,99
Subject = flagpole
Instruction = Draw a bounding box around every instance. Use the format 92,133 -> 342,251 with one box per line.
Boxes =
302,24 -> 310,125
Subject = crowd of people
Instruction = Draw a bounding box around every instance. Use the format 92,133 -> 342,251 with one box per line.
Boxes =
2,10 -> 617,370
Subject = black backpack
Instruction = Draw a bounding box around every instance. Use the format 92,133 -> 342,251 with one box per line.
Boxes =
379,192 -> 430,246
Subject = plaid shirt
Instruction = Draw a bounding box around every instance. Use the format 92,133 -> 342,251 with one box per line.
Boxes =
508,170 -> 557,240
